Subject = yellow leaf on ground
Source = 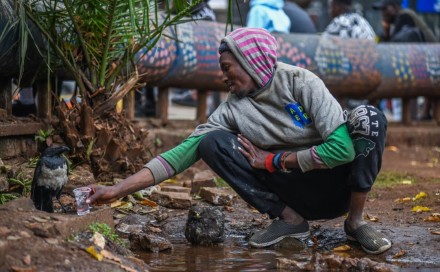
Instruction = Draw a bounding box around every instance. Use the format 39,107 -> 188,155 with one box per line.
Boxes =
386,146 -> 399,152
425,213 -> 440,222
333,245 -> 351,252
394,197 -> 411,203
392,250 -> 407,259
401,180 -> 412,185
425,216 -> 440,222
411,206 -> 432,213
163,178 -> 179,184
413,192 -> 427,201
365,213 -> 379,222
139,198 -> 158,207
85,245 -> 103,261
110,200 -> 123,208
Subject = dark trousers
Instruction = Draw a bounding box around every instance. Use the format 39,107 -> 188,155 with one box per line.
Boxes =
198,105 -> 387,220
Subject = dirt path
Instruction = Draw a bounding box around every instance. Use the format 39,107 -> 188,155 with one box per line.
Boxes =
0,143 -> 439,271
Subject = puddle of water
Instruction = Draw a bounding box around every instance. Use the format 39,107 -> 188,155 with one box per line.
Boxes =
134,222 -> 440,272
138,238 -> 308,272
138,235 -> 440,272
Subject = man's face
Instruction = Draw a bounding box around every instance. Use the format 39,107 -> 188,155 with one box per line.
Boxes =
219,51 -> 258,99
382,4 -> 399,24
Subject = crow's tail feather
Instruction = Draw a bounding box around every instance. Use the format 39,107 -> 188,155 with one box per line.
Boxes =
33,186 -> 55,213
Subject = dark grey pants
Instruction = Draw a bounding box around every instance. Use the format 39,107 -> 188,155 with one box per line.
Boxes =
198,105 -> 387,220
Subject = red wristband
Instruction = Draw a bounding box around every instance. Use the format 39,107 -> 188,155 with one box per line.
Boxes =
265,153 -> 276,173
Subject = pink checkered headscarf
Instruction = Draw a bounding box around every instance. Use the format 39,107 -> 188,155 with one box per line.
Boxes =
220,28 -> 278,88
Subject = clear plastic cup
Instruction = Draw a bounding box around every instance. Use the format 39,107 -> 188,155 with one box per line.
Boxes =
73,187 -> 91,216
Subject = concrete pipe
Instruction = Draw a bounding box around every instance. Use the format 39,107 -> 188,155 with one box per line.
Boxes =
136,21 -> 440,100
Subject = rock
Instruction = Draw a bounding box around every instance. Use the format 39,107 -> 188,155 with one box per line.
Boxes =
198,187 -> 236,206
0,197 -> 115,239
23,255 -> 31,266
129,233 -> 172,252
150,191 -> 193,209
160,185 -> 191,194
3,198 -> 36,211
185,205 -> 225,245
191,170 -> 216,194
275,237 -> 306,251
140,185 -> 160,197
115,214 -> 155,237
182,179 -> 191,188
116,223 -> 143,237
0,226 -> 11,237
277,253 -> 398,271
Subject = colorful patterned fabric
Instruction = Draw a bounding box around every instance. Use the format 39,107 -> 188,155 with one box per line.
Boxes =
221,27 -> 278,88
324,12 -> 376,40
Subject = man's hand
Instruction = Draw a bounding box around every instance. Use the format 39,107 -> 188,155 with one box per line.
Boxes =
86,184 -> 119,205
237,134 -> 270,169
85,167 -> 154,205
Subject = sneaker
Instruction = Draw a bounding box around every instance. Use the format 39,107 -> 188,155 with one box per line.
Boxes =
344,220 -> 392,254
249,219 -> 309,248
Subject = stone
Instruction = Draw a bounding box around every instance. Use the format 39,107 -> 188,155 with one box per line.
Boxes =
115,223 -> 143,237
129,233 -> 172,252
150,191 -> 193,209
160,185 -> 191,194
198,187 -> 236,206
191,170 -> 216,194
0,198 -> 113,239
275,237 -> 306,251
277,253 -> 398,271
185,205 -> 225,245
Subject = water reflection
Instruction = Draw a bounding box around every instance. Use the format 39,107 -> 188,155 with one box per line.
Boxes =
139,238 -> 308,272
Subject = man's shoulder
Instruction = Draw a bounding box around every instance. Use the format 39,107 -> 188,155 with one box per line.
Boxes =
397,9 -> 417,24
275,62 -> 319,81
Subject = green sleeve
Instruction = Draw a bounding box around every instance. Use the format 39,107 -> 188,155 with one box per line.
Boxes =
160,134 -> 206,174
315,124 -> 355,168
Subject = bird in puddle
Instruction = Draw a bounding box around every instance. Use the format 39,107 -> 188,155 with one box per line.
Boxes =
31,145 -> 70,212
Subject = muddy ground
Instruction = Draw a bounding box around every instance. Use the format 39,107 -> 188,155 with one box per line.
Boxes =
0,136 -> 439,271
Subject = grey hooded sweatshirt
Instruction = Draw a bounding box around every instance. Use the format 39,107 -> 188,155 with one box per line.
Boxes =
145,34 -> 354,184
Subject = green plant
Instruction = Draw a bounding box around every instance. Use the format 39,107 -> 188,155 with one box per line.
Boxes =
34,128 -> 54,143
214,177 -> 229,188
375,171 -> 416,188
27,156 -> 40,168
88,222 -> 125,246
8,174 -> 33,196
23,0 -> 206,116
61,154 -> 74,173
86,139 -> 95,161
0,193 -> 19,205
